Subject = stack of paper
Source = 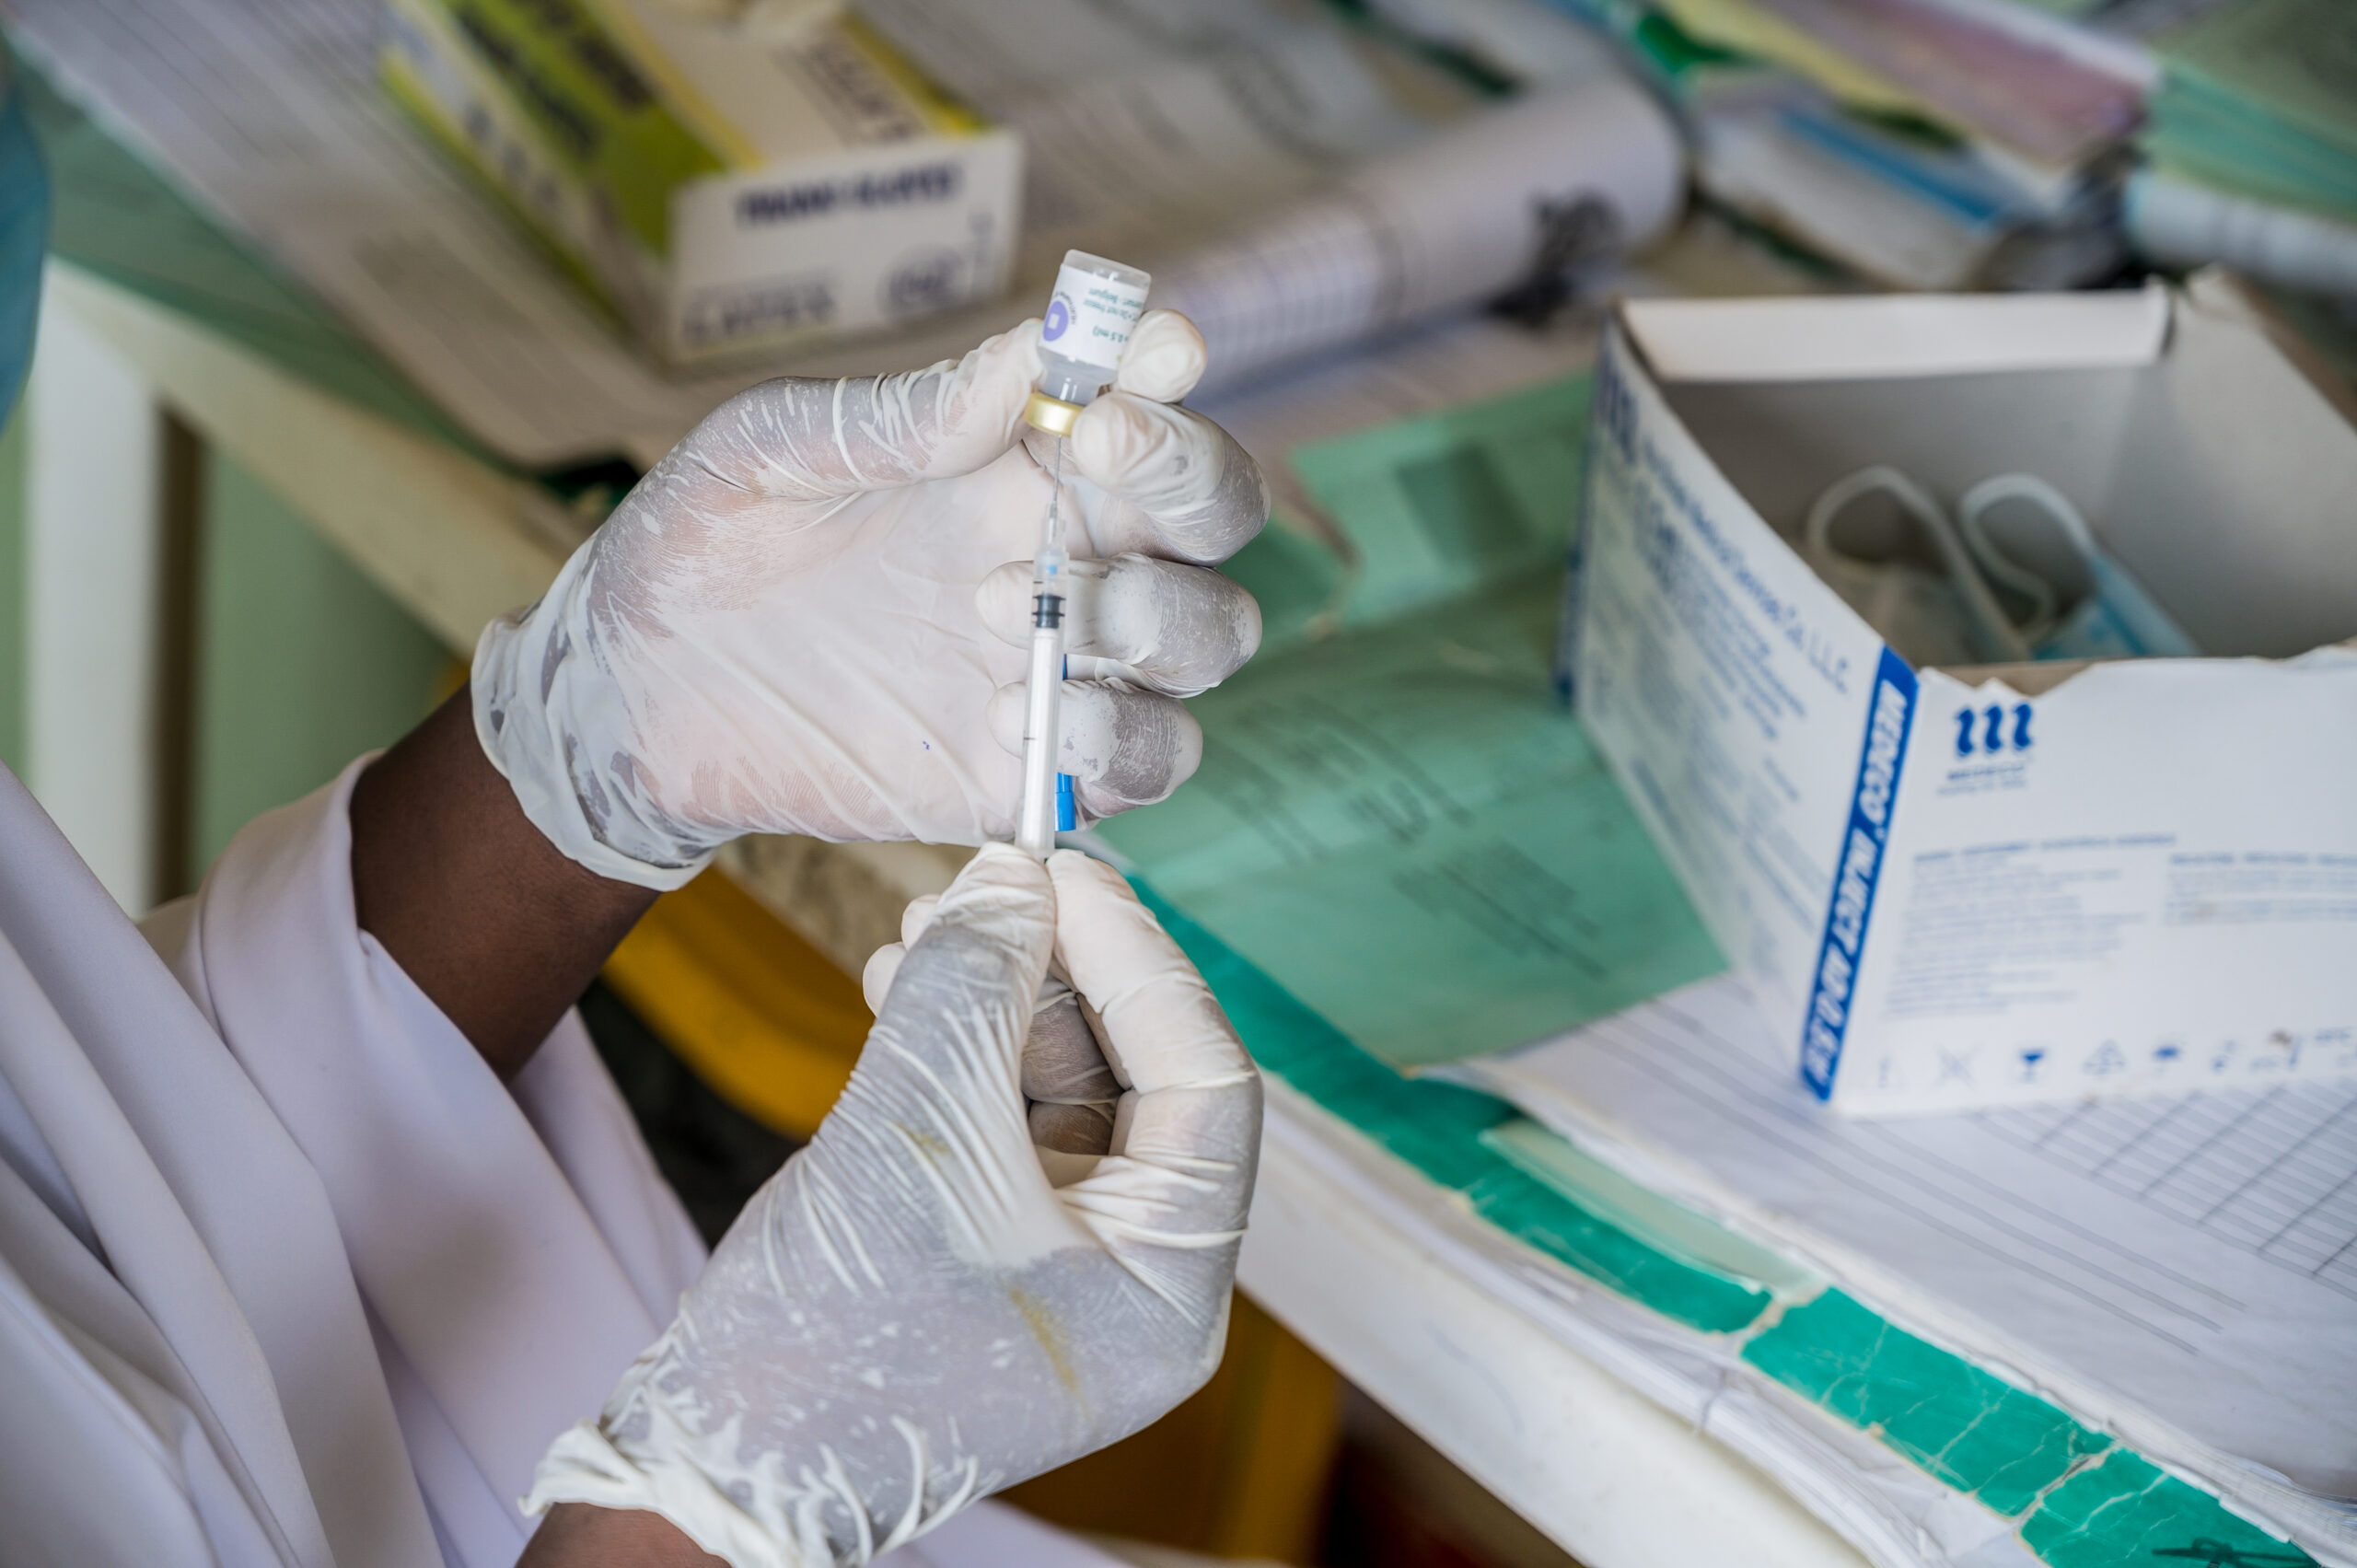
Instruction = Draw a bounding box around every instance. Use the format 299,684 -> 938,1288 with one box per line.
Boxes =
1678,0 -> 2147,287
1682,66 -> 2125,289
1492,0 -> 2146,290
2121,0 -> 2357,299
2142,0 -> 2357,226
1661,0 -> 2147,167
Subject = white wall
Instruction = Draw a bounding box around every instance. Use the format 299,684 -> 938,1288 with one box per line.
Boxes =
23,290 -> 163,912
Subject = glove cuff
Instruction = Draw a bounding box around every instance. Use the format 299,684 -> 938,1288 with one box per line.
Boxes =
525,1421 -> 818,1568
472,547 -> 719,892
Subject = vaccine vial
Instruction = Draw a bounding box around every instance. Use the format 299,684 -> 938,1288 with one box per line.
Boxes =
1024,250 -> 1151,436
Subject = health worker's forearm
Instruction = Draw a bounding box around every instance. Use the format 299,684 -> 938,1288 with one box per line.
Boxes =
349,685 -> 657,1081
518,1504 -> 728,1568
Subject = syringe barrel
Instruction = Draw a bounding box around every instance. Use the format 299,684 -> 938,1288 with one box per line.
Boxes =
1031,251 -> 1151,415
1014,598 -> 1066,859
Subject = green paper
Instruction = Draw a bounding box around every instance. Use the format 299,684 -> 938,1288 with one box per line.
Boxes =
1216,514 -> 1349,656
1132,880 -> 1772,1336
1742,1290 -> 2113,1518
2157,0 -> 2357,167
1292,373 -> 1593,627
1097,573 -> 1724,1069
1102,367 -> 1718,1068
2019,1449 -> 2317,1568
1464,1161 -> 1775,1335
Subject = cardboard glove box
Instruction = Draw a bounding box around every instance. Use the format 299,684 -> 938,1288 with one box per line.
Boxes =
1563,277 -> 2357,1114
380,0 -> 1021,366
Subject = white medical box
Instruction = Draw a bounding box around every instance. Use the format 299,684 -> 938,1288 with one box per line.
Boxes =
1564,278 -> 2357,1113
380,0 -> 1021,366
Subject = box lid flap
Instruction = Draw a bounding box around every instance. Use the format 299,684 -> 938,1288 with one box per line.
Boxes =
1621,284 -> 2171,383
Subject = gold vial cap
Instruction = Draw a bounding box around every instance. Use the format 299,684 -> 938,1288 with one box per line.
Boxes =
1023,389 -> 1082,436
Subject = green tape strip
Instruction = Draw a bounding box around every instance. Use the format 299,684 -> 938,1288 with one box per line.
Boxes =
1463,1164 -> 1771,1334
1132,884 -> 2326,1562
1481,1119 -> 1822,1300
1741,1291 -> 2113,1518
1132,878 -> 1771,1335
2020,1448 -> 2317,1568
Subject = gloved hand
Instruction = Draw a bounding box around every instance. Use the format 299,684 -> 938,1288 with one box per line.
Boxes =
862,889 -> 1126,1159
475,312 -> 1268,889
523,846 -> 1262,1567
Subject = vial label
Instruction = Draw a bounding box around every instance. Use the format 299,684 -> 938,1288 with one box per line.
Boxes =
1042,261 -> 1148,374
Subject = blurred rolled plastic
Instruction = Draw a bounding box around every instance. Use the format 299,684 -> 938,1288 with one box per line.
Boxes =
2127,170 -> 2357,301
1155,78 -> 1686,394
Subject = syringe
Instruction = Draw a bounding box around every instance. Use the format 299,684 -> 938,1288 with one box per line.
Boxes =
1014,251 -> 1151,859
1013,441 -> 1074,858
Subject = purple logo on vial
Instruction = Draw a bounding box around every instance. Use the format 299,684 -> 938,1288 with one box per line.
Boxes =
1042,294 -> 1072,343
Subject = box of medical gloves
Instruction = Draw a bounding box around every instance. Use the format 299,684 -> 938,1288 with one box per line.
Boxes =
379,0 -> 1020,365
1563,278 -> 2357,1114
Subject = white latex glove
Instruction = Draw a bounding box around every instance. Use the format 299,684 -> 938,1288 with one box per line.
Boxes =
475,312 -> 1268,888
524,846 -> 1262,1567
863,890 -> 1124,1159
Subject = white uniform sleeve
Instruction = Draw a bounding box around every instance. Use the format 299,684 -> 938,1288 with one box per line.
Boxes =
157,760 -> 706,1568
0,762 -> 429,1568
0,755 -> 1108,1568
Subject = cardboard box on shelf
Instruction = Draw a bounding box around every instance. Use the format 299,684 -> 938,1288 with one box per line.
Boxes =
1564,278 -> 2357,1114
380,0 -> 1021,366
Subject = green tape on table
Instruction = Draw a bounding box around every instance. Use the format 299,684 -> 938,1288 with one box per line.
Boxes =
1741,1290 -> 2113,1518
1135,883 -> 2321,1567
2022,1449 -> 2316,1568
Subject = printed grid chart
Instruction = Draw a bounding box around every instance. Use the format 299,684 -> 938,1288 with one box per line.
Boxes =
1981,1082 -> 2357,1300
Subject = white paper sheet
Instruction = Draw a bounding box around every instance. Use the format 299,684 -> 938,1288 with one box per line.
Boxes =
7,0 -> 768,465
11,0 -> 1683,467
1453,974 -> 2357,1541
7,0 -> 1467,465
